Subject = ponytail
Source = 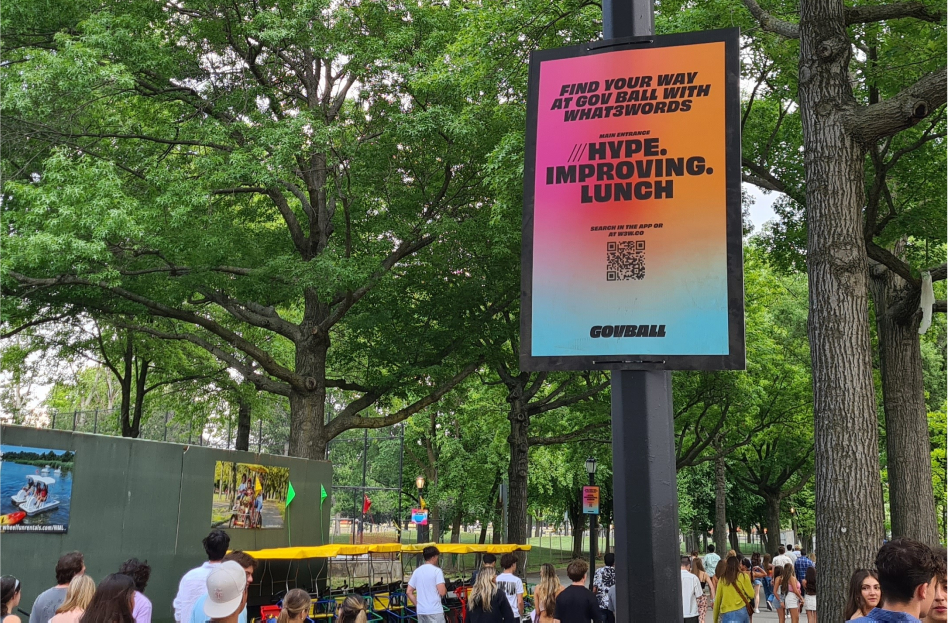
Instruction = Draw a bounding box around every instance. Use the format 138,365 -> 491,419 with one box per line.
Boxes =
278,589 -> 311,623
337,595 -> 368,623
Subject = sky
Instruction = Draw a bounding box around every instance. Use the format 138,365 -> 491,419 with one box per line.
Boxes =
743,182 -> 780,232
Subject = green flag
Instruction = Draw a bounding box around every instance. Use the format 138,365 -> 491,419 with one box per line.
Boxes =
285,482 -> 296,507
320,484 -> 328,506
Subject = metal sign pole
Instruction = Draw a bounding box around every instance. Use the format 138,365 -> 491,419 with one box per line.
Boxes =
611,371 -> 681,621
598,4 -> 683,619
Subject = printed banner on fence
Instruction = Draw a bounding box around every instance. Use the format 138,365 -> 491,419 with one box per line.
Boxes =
1,445 -> 75,533
521,29 -> 745,371
212,461 -> 290,529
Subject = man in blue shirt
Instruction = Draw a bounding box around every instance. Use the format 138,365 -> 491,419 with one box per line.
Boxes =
703,545 -> 721,579
852,538 -> 942,622
794,551 -> 814,584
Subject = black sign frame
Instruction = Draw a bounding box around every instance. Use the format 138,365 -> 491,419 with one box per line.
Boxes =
520,28 -> 745,371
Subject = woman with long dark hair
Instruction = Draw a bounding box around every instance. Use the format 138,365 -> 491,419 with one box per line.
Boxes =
533,564 -> 562,623
843,569 -> 880,620
1,577 -> 22,623
711,559 -> 728,596
802,567 -> 816,622
712,556 -> 754,623
770,566 -> 785,621
79,574 -> 135,623
760,555 -> 773,612
466,566 -> 515,623
776,563 -> 802,623
749,553 -> 766,613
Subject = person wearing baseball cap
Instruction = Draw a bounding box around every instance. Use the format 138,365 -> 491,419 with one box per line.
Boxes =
203,562 -> 247,623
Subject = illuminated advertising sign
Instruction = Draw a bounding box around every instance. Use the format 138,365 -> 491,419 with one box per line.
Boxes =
411,509 -> 429,526
582,486 -> 600,515
521,29 -> 745,371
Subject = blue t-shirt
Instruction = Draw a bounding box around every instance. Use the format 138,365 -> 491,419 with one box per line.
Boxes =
190,594 -> 248,623
850,608 -> 922,622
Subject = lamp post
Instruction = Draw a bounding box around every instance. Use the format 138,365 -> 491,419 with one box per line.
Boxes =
789,507 -> 797,548
416,475 -> 426,544
585,457 -> 598,589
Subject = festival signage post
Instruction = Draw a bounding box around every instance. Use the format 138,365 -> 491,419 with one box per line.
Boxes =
520,13 -> 743,621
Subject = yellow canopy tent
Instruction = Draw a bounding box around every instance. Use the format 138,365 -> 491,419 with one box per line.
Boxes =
243,542 -> 530,559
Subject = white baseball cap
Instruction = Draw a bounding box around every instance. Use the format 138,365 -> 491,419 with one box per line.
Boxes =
204,561 -> 247,619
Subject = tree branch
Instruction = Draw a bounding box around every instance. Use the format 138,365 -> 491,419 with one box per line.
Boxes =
927,262 -> 947,282
741,0 -> 800,38
525,380 -> 609,416
528,421 -> 611,446
845,1 -> 945,25
866,241 -> 921,287
9,272 -> 302,390
117,323 -> 292,397
0,313 -> 70,339
846,68 -> 947,145
322,235 -> 435,329
742,158 -> 806,205
324,359 -> 482,439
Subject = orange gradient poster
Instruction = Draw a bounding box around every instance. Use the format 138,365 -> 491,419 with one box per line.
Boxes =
521,29 -> 745,371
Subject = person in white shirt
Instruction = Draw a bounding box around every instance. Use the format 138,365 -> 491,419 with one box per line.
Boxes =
680,556 -> 703,623
496,554 -> 525,619
786,544 -> 799,562
703,546 -> 721,580
407,546 -> 447,623
173,530 -> 231,623
772,546 -> 793,570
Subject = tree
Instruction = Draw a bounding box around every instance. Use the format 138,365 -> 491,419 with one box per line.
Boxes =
3,0 -> 512,458
736,0 -> 945,614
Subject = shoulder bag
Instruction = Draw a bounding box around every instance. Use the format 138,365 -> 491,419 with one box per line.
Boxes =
734,579 -> 755,617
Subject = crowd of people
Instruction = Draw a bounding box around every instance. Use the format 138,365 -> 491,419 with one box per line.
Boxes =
1,532 -> 945,623
676,538 -> 946,623
0,552 -> 153,623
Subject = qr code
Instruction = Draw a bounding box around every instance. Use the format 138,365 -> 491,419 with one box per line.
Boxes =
606,240 -> 645,281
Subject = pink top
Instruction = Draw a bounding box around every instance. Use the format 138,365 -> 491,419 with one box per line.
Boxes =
49,610 -> 83,623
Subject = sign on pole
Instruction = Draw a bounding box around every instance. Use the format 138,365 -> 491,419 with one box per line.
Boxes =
411,508 -> 429,526
521,29 -> 744,371
582,486 -> 601,515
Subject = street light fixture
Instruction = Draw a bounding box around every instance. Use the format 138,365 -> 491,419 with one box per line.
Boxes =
416,475 -> 426,490
585,457 -> 598,589
585,457 -> 598,475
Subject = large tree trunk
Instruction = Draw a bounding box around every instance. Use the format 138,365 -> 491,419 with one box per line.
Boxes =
289,333 -> 329,458
869,263 -> 940,545
714,454 -> 728,554
119,334 -> 134,437
236,391 -> 252,451
798,2 -> 885,618
507,397 -> 529,571
728,521 -> 740,554
568,499 -> 585,558
763,493 -> 782,556
451,512 -> 462,543
128,360 -> 149,439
